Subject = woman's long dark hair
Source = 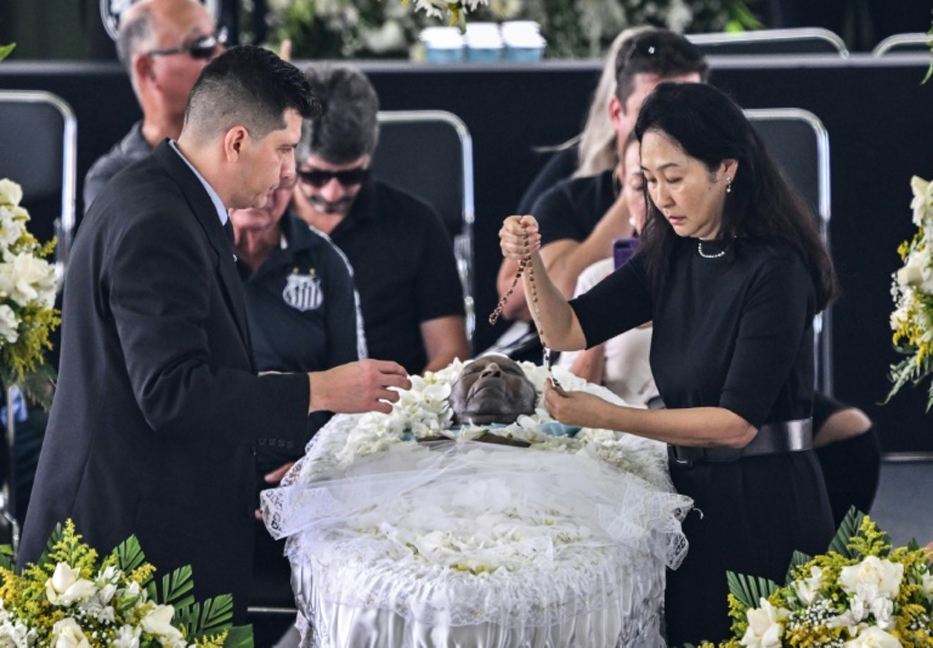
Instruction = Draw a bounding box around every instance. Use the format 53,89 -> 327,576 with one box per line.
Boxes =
633,82 -> 838,310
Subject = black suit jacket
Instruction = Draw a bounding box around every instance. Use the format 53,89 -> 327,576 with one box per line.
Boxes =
20,142 -> 310,620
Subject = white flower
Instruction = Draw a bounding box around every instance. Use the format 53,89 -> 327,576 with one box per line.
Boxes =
896,248 -> 933,294
740,598 -> 788,648
0,304 -> 19,344
0,180 -> 22,207
49,618 -> 90,648
0,618 -> 37,648
793,565 -> 824,605
910,175 -> 933,228
842,625 -> 902,648
140,604 -> 184,645
46,563 -> 98,606
0,206 -> 26,249
921,570 -> 933,599
112,625 -> 141,648
7,253 -> 56,308
838,556 -> 903,599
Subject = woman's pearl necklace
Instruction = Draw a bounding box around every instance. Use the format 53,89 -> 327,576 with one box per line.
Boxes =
697,240 -> 726,259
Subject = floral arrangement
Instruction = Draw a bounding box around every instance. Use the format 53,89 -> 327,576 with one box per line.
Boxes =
0,179 -> 60,407
689,510 -> 933,648
887,176 -> 933,411
325,358 -> 673,489
0,520 -> 252,647
251,0 -> 758,60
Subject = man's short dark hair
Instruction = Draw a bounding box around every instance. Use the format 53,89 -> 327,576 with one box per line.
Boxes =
184,45 -> 320,142
297,64 -> 380,165
614,29 -> 709,109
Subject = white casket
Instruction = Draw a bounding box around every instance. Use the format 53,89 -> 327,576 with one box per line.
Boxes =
262,361 -> 691,648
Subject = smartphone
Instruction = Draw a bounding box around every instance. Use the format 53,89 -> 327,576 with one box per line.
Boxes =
613,237 -> 640,269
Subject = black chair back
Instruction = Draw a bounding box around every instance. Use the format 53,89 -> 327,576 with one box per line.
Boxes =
370,110 -> 476,340
746,108 -> 833,395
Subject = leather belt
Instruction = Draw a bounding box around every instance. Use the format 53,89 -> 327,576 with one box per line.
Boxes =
668,418 -> 813,464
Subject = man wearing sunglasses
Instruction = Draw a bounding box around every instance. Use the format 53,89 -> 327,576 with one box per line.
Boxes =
292,64 -> 470,376
83,0 -> 225,212
21,46 -> 411,624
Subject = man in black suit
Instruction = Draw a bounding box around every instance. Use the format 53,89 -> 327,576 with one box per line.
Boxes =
19,45 -> 410,621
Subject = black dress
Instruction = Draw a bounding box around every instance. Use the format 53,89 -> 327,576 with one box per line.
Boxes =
571,236 -> 834,645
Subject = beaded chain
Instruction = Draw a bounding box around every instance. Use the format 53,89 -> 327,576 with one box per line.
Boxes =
489,222 -> 561,388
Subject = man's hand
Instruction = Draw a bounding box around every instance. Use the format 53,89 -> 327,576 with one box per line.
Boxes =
309,359 -> 411,414
255,461 -> 296,520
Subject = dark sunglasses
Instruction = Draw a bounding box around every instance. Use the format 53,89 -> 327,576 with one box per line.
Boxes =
623,31 -> 704,67
297,166 -> 368,188
148,27 -> 228,60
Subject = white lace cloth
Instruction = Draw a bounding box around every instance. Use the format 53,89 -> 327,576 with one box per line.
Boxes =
261,361 -> 691,648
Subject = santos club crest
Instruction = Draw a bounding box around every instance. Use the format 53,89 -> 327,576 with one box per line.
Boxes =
100,0 -> 222,41
283,272 -> 323,312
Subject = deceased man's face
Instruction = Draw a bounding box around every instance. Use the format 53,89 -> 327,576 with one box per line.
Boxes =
449,357 -> 537,425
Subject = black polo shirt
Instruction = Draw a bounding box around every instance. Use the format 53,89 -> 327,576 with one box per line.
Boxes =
533,169 -> 615,246
328,177 -> 465,374
237,212 -> 366,469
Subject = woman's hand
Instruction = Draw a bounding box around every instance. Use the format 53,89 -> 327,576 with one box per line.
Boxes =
543,379 -> 608,428
499,215 -> 542,261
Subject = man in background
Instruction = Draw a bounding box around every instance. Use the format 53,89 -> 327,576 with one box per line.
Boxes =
83,0 -> 224,210
292,63 -> 470,375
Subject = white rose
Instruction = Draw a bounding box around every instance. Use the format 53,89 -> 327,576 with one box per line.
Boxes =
140,604 -> 184,643
897,251 -> 928,289
843,625 -> 902,648
9,253 -> 56,308
0,180 -> 23,207
0,304 -> 19,344
46,563 -> 98,606
740,598 -> 788,648
911,176 -> 933,227
794,565 -> 824,605
838,556 -> 903,599
50,618 -> 90,648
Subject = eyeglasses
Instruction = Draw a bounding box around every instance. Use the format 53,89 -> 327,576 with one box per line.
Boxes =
623,31 -> 704,68
296,166 -> 368,188
148,27 -> 228,60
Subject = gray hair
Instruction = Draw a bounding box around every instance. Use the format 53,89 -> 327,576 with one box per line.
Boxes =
116,5 -> 156,76
183,45 -> 319,143
297,64 -> 380,165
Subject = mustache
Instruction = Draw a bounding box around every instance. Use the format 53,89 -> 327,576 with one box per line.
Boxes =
309,195 -> 354,213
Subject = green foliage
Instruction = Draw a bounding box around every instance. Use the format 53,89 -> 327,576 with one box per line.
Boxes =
725,570 -> 779,610
827,506 -> 868,558
784,550 -> 812,584
148,564 -> 196,610
0,43 -> 14,61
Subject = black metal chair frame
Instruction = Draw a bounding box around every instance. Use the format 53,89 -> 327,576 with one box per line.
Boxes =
688,27 -> 849,57
746,107 -> 833,395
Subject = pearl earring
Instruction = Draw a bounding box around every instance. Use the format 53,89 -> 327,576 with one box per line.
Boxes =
725,176 -> 733,194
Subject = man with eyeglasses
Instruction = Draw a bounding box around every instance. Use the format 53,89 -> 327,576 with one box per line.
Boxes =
83,0 -> 225,212
291,64 -> 471,376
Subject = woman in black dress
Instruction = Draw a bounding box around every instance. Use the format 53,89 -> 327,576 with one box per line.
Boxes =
499,82 -> 837,645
